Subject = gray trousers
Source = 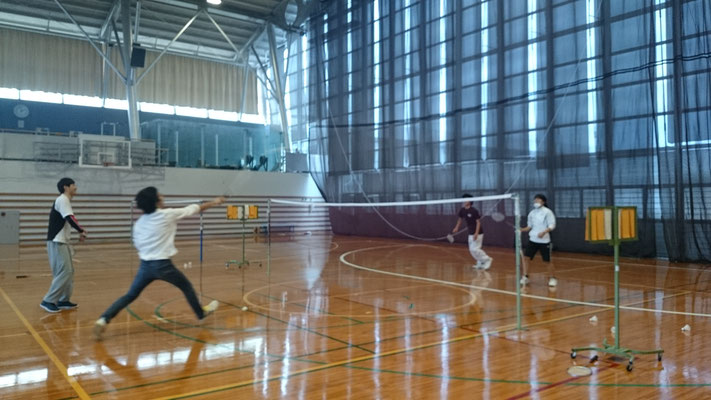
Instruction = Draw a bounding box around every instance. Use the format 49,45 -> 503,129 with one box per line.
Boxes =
43,241 -> 74,304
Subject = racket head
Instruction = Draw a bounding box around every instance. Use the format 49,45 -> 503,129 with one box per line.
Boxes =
490,211 -> 506,222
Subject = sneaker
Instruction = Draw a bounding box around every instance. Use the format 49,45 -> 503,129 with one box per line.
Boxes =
93,317 -> 107,340
481,257 -> 493,270
520,275 -> 530,286
57,301 -> 78,310
548,277 -> 558,287
473,262 -> 483,269
40,301 -> 60,313
201,300 -> 219,319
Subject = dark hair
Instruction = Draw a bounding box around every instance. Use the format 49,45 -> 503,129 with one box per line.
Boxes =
135,187 -> 160,214
462,193 -> 473,198
57,178 -> 75,194
534,193 -> 548,206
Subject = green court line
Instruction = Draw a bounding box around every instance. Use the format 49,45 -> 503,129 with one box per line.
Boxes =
345,366 -> 711,388
260,293 -> 365,324
125,306 -> 327,364
65,299 -> 530,398
214,297 -> 377,355
71,287 -> 701,399
80,294 -> 595,399
165,366 -> 345,400
170,310 -> 711,400
87,295 -> 593,398
60,345 -> 353,399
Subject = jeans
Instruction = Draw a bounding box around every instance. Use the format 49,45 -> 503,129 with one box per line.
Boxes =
101,259 -> 203,322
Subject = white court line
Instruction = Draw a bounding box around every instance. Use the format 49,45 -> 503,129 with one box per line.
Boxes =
339,244 -> 711,319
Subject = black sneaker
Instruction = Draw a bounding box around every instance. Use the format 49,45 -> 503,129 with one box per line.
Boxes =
57,301 -> 78,310
40,301 -> 60,313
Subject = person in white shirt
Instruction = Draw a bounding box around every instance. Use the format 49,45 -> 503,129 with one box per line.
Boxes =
520,194 -> 557,288
41,178 -> 87,313
94,187 -> 224,339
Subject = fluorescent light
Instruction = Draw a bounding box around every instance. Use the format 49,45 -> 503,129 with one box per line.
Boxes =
63,94 -> 103,107
206,0 -> 222,5
175,106 -> 208,118
0,87 -> 19,100
104,98 -> 129,110
208,109 -> 238,121
139,102 -> 175,115
20,90 -> 62,104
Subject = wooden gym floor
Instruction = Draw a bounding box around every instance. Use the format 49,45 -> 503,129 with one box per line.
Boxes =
0,235 -> 710,399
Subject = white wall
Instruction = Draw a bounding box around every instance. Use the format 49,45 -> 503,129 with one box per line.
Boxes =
0,160 -> 328,244
0,159 -> 322,198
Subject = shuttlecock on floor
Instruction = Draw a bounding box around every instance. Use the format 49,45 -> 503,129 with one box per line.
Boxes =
589,315 -> 598,324
681,324 -> 691,332
610,326 -> 616,337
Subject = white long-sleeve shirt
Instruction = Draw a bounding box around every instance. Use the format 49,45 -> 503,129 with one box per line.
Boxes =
527,206 -> 556,244
133,204 -> 200,260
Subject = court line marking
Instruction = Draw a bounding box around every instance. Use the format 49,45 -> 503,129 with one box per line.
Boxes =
242,279 -> 477,318
339,244 -> 711,318
71,287 -> 686,399
0,287 -> 91,400
152,294 -> 690,400
150,321 -> 530,400
366,243 -> 702,293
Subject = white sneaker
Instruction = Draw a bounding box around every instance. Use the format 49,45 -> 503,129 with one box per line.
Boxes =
201,300 -> 219,319
548,277 -> 558,288
520,275 -> 530,285
481,257 -> 493,270
93,317 -> 107,340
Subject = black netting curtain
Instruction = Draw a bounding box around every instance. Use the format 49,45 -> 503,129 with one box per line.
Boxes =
296,0 -> 711,262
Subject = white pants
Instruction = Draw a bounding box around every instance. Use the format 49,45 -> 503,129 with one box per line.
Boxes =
468,234 -> 490,263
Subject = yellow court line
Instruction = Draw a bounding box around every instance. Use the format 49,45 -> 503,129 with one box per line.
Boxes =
152,290 -> 689,400
0,287 -> 91,400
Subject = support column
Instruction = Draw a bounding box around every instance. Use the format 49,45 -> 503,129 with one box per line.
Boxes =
267,23 -> 291,153
120,0 -> 140,139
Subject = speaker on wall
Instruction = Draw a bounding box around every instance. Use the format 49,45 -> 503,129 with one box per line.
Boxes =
130,45 -> 146,68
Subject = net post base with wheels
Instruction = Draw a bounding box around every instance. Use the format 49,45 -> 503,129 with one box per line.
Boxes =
225,205 -> 262,311
225,217 -> 258,269
572,206 -> 663,372
571,338 -> 663,372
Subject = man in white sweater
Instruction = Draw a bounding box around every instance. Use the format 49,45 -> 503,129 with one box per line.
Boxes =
94,187 -> 224,339
520,194 -> 557,288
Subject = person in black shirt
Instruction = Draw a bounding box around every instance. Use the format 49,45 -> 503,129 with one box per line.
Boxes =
451,194 -> 493,269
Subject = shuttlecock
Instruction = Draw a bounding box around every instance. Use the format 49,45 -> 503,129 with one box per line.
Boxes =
188,261 -> 192,269
241,306 -> 248,311
681,324 -> 691,332
183,263 -> 188,269
589,315 -> 598,324
610,326 -> 616,336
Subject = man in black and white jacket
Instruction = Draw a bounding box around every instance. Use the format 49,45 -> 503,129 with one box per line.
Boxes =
41,177 -> 87,313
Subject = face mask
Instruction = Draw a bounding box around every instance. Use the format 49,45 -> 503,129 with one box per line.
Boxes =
533,202 -> 542,209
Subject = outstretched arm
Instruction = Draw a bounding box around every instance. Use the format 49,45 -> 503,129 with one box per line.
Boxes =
199,197 -> 226,212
